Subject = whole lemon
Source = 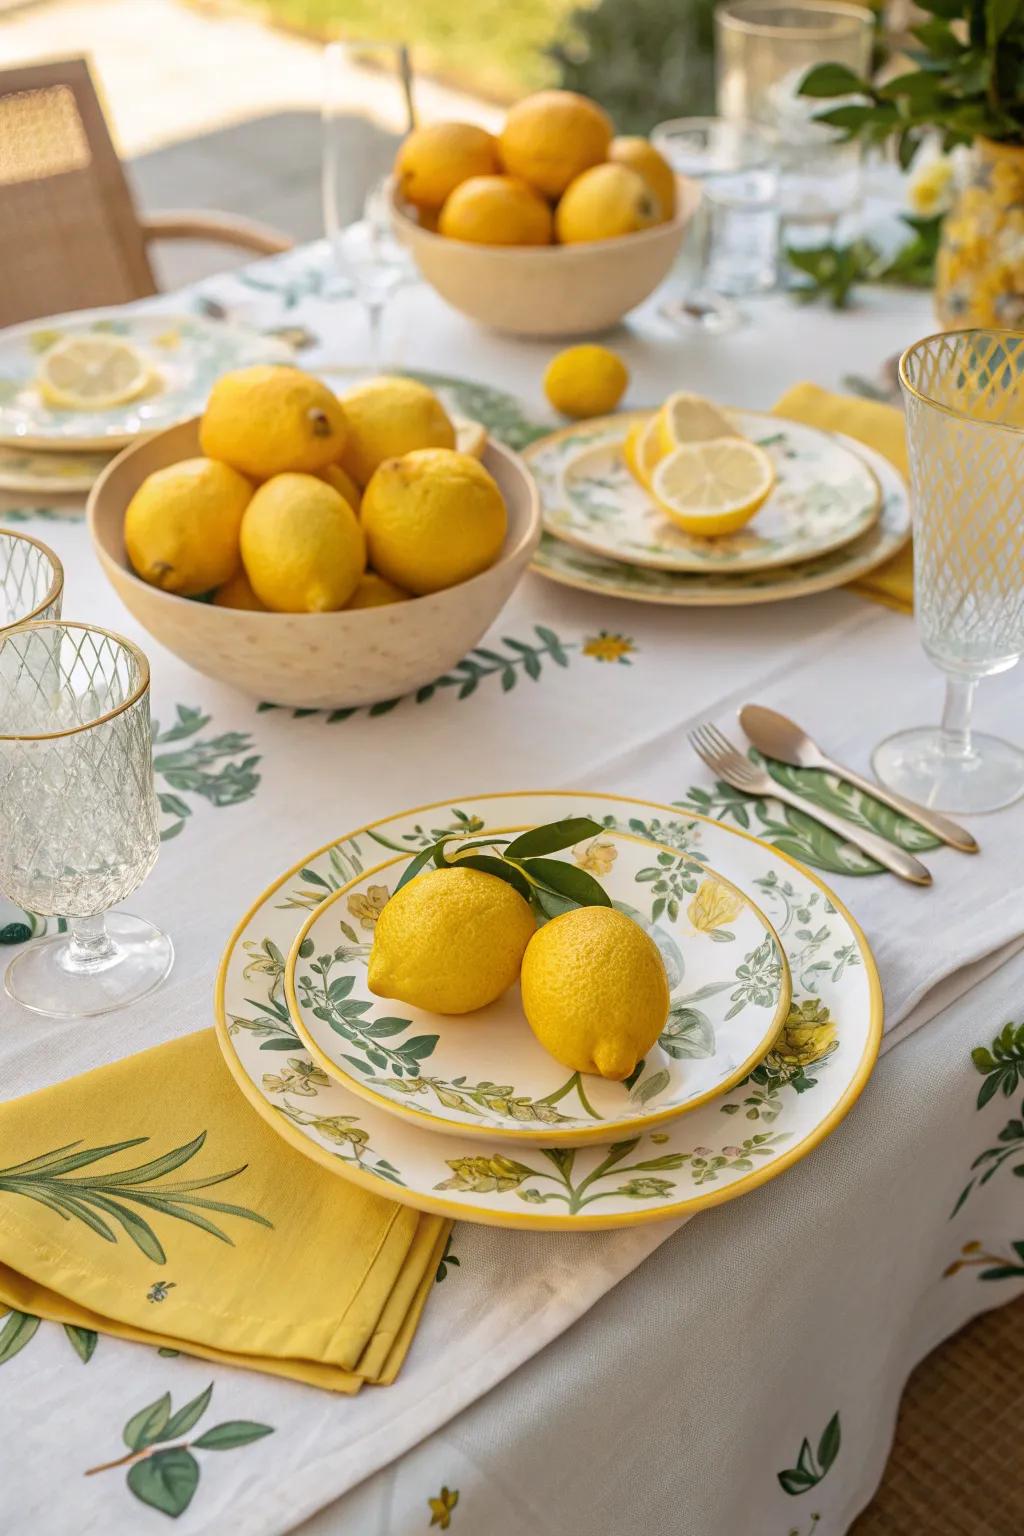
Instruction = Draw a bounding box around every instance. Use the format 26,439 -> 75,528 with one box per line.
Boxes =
339,376 -> 455,487
499,89 -> 612,198
544,345 -> 629,419
124,457 -> 251,596
240,473 -> 365,612
609,137 -> 677,220
345,571 -> 411,609
317,462 -> 362,515
395,121 -> 500,211
213,568 -> 267,611
521,906 -> 670,1079
555,164 -> 661,243
361,448 -> 507,595
200,365 -> 347,479
368,866 -> 536,1014
438,175 -> 552,247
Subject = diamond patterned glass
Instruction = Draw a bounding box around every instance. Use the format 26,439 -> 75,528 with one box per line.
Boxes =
901,329 -> 1024,676
0,529 -> 63,632
0,623 -> 159,917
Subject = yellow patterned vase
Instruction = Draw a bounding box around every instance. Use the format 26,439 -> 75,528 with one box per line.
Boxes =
935,139 -> 1024,328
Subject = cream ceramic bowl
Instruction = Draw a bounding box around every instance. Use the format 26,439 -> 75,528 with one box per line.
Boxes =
87,418 -> 541,710
392,176 -> 701,338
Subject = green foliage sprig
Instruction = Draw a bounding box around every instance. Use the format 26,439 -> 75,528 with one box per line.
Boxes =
396,816 -> 613,912
800,0 -> 1024,166
786,212 -> 944,307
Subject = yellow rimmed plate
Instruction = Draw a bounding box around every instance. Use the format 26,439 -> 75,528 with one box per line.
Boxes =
526,432 -> 909,607
284,828 -> 791,1146
552,410 -> 881,573
215,791 -> 882,1231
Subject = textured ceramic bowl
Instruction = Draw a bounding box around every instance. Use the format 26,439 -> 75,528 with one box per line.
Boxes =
392,177 -> 701,337
88,418 -> 541,709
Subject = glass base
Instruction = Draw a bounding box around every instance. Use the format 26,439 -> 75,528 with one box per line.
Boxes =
658,291 -> 741,334
873,728 -> 1024,814
5,913 -> 174,1018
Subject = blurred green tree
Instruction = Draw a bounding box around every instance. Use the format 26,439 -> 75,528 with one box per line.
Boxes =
550,0 -> 716,134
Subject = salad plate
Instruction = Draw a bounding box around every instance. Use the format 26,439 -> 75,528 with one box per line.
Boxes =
552,410 -> 880,573
284,830 -> 791,1145
216,791 -> 881,1230
0,310 -> 292,450
526,432 -> 909,607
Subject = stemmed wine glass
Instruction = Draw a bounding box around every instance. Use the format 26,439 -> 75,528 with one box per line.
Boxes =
1,528 -> 63,633
322,40 -> 416,368
0,622 -> 173,1016
873,329 -> 1024,813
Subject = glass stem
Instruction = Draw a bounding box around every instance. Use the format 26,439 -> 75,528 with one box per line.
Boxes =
65,913 -> 116,972
940,674 -> 977,761
366,301 -> 384,370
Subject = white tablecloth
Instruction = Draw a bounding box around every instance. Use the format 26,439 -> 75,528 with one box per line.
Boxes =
2,247 -> 1023,1536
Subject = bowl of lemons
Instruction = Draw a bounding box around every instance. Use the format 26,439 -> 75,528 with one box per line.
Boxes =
391,90 -> 700,337
88,367 -> 540,709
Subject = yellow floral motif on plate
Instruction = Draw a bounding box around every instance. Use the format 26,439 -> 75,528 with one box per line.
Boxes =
687,878 -> 746,934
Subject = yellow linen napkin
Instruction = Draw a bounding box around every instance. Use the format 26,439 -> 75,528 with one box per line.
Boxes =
0,1030 -> 449,1392
773,382 -> 913,614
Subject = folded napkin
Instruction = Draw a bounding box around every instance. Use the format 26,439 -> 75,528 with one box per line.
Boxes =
0,1030 -> 449,1392
773,382 -> 913,614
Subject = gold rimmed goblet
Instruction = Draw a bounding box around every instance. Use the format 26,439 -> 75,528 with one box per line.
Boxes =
0,527 -> 63,633
873,328 -> 1024,813
0,621 -> 173,1016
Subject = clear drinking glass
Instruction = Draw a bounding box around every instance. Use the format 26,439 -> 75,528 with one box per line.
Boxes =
0,622 -> 173,1016
715,1 -> 873,240
873,330 -> 1024,813
1,529 -> 63,633
322,40 -> 416,368
652,116 -> 780,333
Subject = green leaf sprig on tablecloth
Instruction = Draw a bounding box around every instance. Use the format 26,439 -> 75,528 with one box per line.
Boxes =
777,1410 -> 842,1496
84,1382 -> 273,1519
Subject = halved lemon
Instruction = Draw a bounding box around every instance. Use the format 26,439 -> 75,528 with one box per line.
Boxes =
622,413 -> 664,488
651,438 -> 775,537
454,416 -> 487,459
38,335 -> 150,411
657,390 -> 739,456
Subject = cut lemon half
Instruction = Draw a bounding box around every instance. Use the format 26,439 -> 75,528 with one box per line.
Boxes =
622,413 -> 664,488
657,391 -> 739,456
37,335 -> 151,412
454,416 -> 487,459
651,438 -> 775,537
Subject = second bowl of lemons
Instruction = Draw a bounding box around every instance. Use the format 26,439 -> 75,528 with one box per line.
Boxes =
88,369 -> 540,709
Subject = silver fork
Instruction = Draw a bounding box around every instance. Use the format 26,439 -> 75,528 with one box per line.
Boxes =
688,722 -> 933,887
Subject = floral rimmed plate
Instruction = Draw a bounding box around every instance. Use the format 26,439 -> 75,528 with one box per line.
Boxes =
284,829 -> 791,1145
526,433 -> 910,607
0,310 -> 293,450
551,411 -> 880,573
0,443 -> 113,494
215,791 -> 882,1231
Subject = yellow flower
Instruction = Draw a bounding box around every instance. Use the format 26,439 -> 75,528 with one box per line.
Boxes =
908,155 -> 954,218
583,631 -> 635,664
262,1058 -> 330,1096
347,883 -> 389,931
574,837 -> 617,875
771,998 -> 838,1068
153,328 -> 181,350
428,1486 -> 460,1529
687,878 -> 744,934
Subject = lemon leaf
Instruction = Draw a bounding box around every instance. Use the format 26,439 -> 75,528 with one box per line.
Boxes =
505,819 -> 604,858
515,857 -> 611,907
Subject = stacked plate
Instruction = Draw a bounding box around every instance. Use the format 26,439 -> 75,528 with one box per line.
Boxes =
215,791 -> 882,1231
524,409 -> 910,606
0,307 -> 291,496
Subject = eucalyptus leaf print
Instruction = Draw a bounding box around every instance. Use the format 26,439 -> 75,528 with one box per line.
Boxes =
944,1239 -> 1024,1281
258,626 -> 638,722
435,1234 -> 461,1283
84,1383 -> 273,1519
152,706 -> 261,841
970,1019 -> 1024,1108
0,1133 -> 272,1264
777,1411 -> 841,1495
0,1311 -> 100,1369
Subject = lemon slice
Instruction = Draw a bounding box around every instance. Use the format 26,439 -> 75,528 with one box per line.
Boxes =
622,413 -> 664,488
38,335 -> 150,411
454,416 -> 487,459
658,391 -> 739,455
651,438 -> 775,536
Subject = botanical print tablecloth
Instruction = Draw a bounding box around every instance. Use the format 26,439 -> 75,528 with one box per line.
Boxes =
1,247 -> 1023,1534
